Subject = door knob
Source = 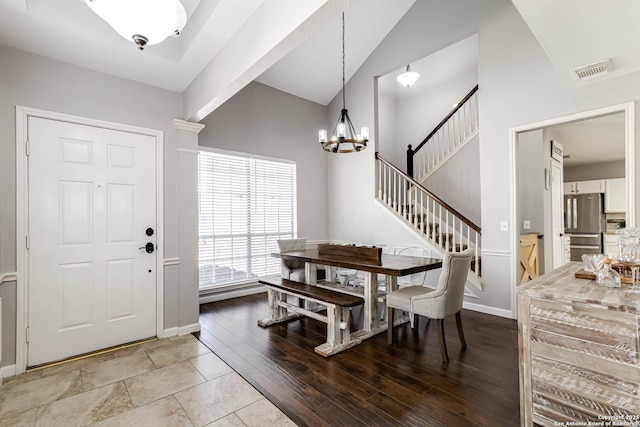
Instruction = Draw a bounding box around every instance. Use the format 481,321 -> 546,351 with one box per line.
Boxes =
139,242 -> 155,253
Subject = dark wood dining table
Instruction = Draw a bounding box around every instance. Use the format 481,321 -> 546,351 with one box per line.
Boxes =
273,247 -> 443,343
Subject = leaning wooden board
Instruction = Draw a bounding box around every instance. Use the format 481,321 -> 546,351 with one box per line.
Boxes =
317,243 -> 382,265
574,268 -> 633,284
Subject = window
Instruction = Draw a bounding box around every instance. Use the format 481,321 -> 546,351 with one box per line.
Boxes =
198,148 -> 296,290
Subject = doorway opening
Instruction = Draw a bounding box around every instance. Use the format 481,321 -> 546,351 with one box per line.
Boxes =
509,102 -> 635,316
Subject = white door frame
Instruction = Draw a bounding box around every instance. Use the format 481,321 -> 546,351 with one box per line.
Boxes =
15,106 -> 165,374
509,102 -> 635,318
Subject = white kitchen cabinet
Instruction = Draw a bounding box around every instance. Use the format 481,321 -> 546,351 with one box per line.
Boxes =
603,234 -> 619,256
563,179 -> 605,194
563,182 -> 575,195
604,178 -> 626,213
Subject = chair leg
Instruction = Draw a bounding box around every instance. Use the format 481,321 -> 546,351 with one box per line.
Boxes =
387,307 -> 394,344
455,311 -> 467,350
413,314 -> 419,330
437,319 -> 449,363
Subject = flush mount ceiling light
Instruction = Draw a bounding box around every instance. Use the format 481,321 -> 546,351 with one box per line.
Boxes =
397,64 -> 420,88
85,0 -> 187,50
318,12 -> 368,153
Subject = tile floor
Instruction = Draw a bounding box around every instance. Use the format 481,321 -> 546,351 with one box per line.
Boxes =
0,334 -> 297,426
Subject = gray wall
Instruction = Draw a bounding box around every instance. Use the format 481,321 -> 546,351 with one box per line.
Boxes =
517,130 -> 546,274
325,0 -> 640,315
198,82 -> 329,241
0,45 -> 187,368
424,134 -> 481,226
518,130 -> 544,237
564,160 -> 626,182
377,37 -> 478,174
325,0 -> 503,310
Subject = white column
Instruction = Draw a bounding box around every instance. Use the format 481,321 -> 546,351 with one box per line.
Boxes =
173,119 -> 205,334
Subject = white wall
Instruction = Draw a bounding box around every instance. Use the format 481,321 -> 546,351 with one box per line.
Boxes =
198,82 -> 330,241
326,0 -> 640,315
0,45 -> 188,367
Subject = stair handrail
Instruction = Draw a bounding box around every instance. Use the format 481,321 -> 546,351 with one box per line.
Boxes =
407,84 -> 479,177
377,152 -> 481,234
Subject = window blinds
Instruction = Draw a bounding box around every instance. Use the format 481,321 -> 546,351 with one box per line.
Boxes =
198,149 -> 296,289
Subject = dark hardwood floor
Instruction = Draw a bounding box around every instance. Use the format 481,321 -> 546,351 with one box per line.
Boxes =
197,292 -> 520,426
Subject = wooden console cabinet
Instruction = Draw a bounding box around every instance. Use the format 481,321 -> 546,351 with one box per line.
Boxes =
518,262 -> 640,426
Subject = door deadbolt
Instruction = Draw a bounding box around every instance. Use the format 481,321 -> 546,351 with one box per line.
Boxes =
146,227 -> 154,236
139,242 -> 155,253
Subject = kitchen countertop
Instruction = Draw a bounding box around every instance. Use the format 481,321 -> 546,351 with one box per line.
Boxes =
517,261 -> 640,312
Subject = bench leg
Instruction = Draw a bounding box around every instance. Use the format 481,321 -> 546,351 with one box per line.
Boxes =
315,305 -> 360,357
258,289 -> 298,327
327,306 -> 339,347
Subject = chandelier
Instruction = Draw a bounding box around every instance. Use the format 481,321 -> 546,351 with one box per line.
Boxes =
397,64 -> 420,88
318,12 -> 369,153
85,0 -> 187,50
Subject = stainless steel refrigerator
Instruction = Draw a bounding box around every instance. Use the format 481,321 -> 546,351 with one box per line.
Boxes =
565,193 -> 605,261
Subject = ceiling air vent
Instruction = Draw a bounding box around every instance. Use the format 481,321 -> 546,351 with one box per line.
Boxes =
571,59 -> 612,81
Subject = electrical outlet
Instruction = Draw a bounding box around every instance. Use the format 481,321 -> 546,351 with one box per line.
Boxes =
523,220 -> 531,230
500,221 -> 509,232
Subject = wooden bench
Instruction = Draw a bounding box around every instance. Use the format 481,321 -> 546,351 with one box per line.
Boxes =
258,277 -> 364,356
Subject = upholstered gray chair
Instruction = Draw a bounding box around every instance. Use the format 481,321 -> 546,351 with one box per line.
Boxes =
277,238 -> 307,282
386,248 -> 473,362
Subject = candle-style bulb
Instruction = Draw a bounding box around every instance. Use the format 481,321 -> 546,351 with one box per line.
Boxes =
360,127 -> 369,140
319,129 -> 327,143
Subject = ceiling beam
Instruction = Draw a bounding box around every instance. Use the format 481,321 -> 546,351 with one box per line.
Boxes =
182,0 -> 357,122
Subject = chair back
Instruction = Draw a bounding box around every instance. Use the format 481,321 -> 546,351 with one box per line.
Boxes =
397,246 -> 431,286
277,238 -> 306,252
413,248 -> 473,318
277,239 -> 307,272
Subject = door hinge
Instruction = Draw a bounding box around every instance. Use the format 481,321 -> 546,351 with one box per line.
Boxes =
25,140 -> 30,156
26,326 -> 30,343
25,234 -> 30,249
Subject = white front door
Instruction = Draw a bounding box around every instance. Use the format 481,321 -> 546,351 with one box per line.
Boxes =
27,117 -> 157,366
551,160 -> 565,269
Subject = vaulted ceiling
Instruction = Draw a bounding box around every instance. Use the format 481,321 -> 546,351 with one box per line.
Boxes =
0,0 -> 637,123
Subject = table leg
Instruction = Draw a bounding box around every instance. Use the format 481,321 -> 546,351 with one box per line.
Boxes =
326,266 -> 337,283
305,262 -> 317,285
363,272 -> 379,332
387,276 -> 398,325
304,262 -> 317,310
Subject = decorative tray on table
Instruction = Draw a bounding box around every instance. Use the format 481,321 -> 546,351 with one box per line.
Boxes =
574,267 -> 633,284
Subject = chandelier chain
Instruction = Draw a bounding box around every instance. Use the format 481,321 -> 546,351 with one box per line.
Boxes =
342,11 -> 346,110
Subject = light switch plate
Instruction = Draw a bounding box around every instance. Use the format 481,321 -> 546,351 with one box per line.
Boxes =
523,220 -> 531,230
500,221 -> 509,232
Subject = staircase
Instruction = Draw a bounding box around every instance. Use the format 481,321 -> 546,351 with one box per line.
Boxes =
375,85 -> 482,296
407,85 -> 479,182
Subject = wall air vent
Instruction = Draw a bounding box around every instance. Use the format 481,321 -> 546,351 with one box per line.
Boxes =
571,59 -> 612,81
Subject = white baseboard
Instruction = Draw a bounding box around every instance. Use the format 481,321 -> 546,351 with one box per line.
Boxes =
160,322 -> 201,338
463,301 -> 513,319
178,323 -> 201,335
159,327 -> 178,338
0,364 -> 16,383
199,285 -> 266,304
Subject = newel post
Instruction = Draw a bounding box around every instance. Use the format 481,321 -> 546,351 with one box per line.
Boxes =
407,145 -> 414,178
